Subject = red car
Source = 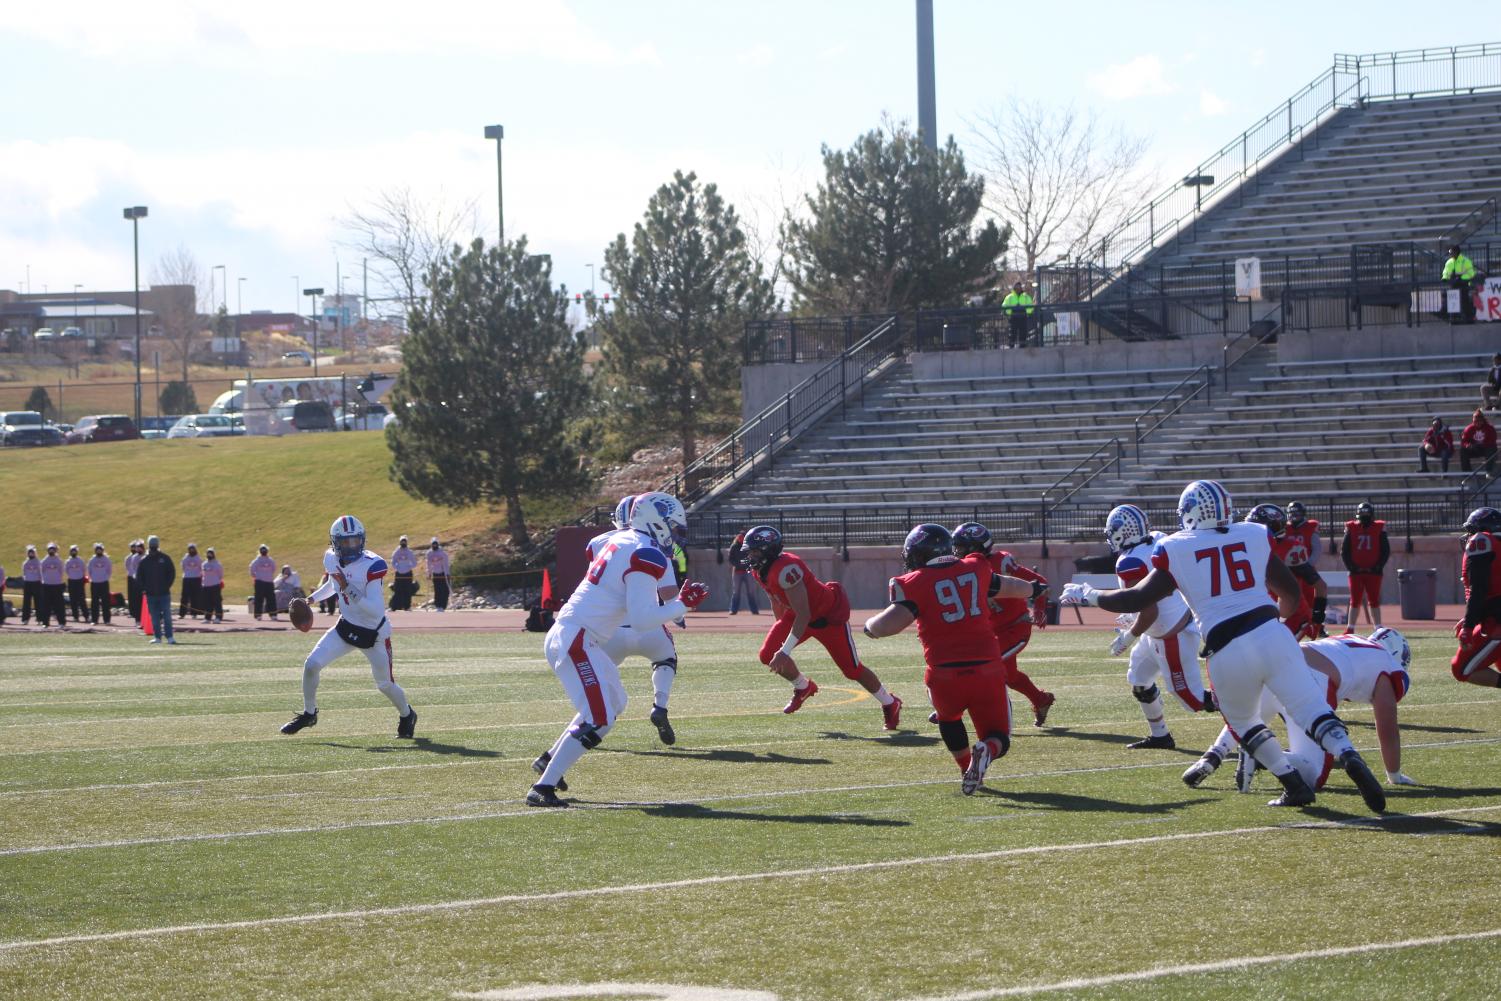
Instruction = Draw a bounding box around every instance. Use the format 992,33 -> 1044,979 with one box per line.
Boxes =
66,414 -> 140,444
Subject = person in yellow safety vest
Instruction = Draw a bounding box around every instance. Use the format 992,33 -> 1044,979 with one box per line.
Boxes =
1002,282 -> 1036,347
1444,244 -> 1479,325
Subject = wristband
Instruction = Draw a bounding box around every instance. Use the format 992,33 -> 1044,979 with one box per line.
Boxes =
778,635 -> 799,658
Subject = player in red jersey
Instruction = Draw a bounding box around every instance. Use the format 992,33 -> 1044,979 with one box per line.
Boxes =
732,526 -> 902,728
1341,501 -> 1390,631
864,524 -> 1048,793
1452,507 -> 1501,689
1283,501 -> 1328,636
1247,504 -> 1315,639
951,523 -> 1056,726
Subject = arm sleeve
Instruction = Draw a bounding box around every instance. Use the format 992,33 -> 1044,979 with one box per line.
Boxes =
625,570 -> 686,629
308,576 -> 338,602
355,579 -> 385,621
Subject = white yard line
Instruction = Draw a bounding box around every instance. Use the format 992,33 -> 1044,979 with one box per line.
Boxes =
2,735 -> 1496,854
901,927 -> 1501,999
2,804 -> 1497,954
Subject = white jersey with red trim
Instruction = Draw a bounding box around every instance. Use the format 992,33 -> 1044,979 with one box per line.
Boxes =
561,528 -> 672,643
320,548 -> 389,630
1150,521 -> 1277,635
1116,531 -> 1191,639
1305,635 -> 1410,704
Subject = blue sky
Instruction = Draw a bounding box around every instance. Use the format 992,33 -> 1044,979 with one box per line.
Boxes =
0,1 -> 1466,315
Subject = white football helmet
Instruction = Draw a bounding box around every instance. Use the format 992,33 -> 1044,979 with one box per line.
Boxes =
1177,480 -> 1234,532
330,515 -> 366,566
626,492 -> 688,551
1369,627 -> 1411,669
1104,504 -> 1151,553
610,495 -> 634,531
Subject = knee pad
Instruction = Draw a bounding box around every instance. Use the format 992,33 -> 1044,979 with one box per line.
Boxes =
937,719 -> 970,754
1240,723 -> 1275,756
652,658 -> 678,674
983,730 -> 1011,759
1132,683 -> 1161,704
1307,712 -> 1348,744
569,721 -> 604,749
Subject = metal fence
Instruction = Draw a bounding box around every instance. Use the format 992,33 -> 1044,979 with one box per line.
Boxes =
744,313 -> 896,365
0,375 -> 243,424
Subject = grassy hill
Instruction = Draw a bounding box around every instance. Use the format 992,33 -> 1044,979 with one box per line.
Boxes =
0,432 -> 581,589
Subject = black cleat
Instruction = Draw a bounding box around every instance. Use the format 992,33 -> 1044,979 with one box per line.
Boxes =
530,751 -> 567,792
280,711 -> 318,735
1182,750 -> 1223,788
397,707 -> 418,739
1341,751 -> 1387,814
649,705 -> 676,746
1201,690 -> 1218,714
1126,733 -> 1176,750
526,783 -> 568,808
1268,769 -> 1317,807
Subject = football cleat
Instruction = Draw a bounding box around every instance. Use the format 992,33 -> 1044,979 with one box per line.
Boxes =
1032,691 -> 1056,728
530,751 -> 567,792
927,710 -> 939,725
1126,733 -> 1176,750
1268,770 -> 1317,807
882,694 -> 903,731
1340,751 -> 1387,814
397,707 -> 418,739
649,705 -> 676,746
1201,690 -> 1218,714
525,784 -> 568,808
1235,751 -> 1259,792
280,711 -> 318,735
782,679 -> 819,714
1182,750 -> 1223,788
961,741 -> 992,796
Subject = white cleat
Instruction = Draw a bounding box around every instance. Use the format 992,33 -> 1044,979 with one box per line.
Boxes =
961,741 -> 992,796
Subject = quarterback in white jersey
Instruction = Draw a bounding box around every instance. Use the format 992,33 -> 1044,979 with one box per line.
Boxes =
1062,480 -> 1386,814
280,515 -> 416,739
1102,505 -> 1215,751
527,492 -> 707,807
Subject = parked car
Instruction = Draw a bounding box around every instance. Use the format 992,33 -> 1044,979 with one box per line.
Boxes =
336,403 -> 390,431
228,414 -> 246,435
66,414 -> 140,444
52,422 -> 73,435
275,400 -> 336,433
137,415 -> 184,440
1,410 -> 49,446
36,426 -> 66,447
167,414 -> 239,438
60,326 -> 83,339
281,350 -> 313,366
33,328 -> 56,342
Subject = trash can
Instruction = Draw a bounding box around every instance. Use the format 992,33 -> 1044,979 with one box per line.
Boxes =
1045,598 -> 1061,626
1397,568 -> 1437,620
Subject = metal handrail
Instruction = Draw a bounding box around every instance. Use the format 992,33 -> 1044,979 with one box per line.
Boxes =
1221,303 -> 1286,389
1133,365 -> 1214,460
1042,437 -> 1123,510
1441,197 -> 1499,252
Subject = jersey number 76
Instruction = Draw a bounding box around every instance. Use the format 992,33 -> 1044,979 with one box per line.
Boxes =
1193,543 -> 1256,596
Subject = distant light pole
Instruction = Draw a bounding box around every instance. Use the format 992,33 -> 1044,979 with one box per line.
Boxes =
73,284 -> 82,335
483,124 -> 504,246
123,206 -> 148,428
304,287 -> 324,377
237,277 -> 246,316
586,263 -> 595,296
212,264 -> 226,314
292,275 -> 299,315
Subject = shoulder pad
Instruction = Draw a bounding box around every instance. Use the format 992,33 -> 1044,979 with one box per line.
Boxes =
995,551 -> 1017,573
888,576 -> 907,605
776,559 -> 805,590
627,546 -> 671,580
1467,533 -> 1495,556
1149,538 -> 1171,570
365,557 -> 388,580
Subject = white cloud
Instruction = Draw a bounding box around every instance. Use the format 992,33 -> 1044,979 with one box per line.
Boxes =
737,44 -> 776,68
1087,55 -> 1176,101
1199,89 -> 1229,117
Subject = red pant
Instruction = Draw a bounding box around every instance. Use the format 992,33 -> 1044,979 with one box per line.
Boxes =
758,584 -> 863,679
995,624 -> 1038,692
1349,572 -> 1382,608
1453,630 -> 1501,681
926,661 -> 1011,738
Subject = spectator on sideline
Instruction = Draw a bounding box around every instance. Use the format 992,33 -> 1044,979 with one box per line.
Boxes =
425,537 -> 450,612
1002,281 -> 1035,348
390,535 -> 417,611
1460,409 -> 1498,474
1341,502 -> 1390,631
1444,244 -> 1478,324
40,543 -> 67,629
64,545 -> 87,623
1420,416 -> 1454,473
87,543 -> 113,625
136,535 -> 177,645
200,547 -> 225,623
729,532 -> 761,615
179,543 -> 203,619
275,564 -> 303,613
1483,354 -> 1501,411
125,539 -> 144,622
250,544 -> 278,620
21,545 -> 41,625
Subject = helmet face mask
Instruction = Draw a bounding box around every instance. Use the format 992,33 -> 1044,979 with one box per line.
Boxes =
951,522 -> 992,557
1104,505 -> 1150,553
1286,501 -> 1307,527
1246,503 -> 1288,538
1356,502 -> 1375,525
329,515 -> 367,566
903,524 -> 954,571
1463,507 -> 1501,536
626,492 -> 687,551
1368,627 -> 1411,669
742,525 -> 783,571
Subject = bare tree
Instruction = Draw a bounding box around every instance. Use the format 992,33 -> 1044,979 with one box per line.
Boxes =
149,245 -> 206,382
341,187 -> 479,318
969,99 -> 1155,278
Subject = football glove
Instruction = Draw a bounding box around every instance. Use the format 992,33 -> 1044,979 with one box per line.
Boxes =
678,581 -> 709,609
1058,582 -> 1098,606
1108,629 -> 1131,657
1030,593 -> 1048,629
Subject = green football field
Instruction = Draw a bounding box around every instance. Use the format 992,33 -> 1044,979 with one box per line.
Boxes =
2,626 -> 1499,1000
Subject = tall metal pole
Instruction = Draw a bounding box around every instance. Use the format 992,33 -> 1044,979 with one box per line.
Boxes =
124,206 -> 147,429
915,0 -> 937,150
484,125 -> 505,246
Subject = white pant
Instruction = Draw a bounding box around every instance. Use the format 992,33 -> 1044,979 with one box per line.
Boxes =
601,622 -> 676,666
306,619 -> 396,682
1260,682 -> 1339,789
1127,627 -> 1208,712
1207,618 -> 1339,738
545,623 -> 628,729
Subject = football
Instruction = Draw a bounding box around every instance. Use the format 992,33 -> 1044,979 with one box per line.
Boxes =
288,597 -> 314,633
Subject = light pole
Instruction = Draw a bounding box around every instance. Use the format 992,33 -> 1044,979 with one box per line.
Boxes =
212,264 -> 226,314
304,287 -> 324,377
73,284 -> 82,334
292,275 -> 299,315
586,263 -> 595,296
123,206 -> 148,428
237,277 -> 246,316
483,124 -> 504,246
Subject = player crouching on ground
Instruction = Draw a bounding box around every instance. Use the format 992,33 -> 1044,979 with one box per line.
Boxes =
527,492 -> 708,807
732,525 -> 902,729
1101,504 -> 1217,751
280,516 -> 417,739
864,525 -> 1049,794
1451,507 -> 1501,689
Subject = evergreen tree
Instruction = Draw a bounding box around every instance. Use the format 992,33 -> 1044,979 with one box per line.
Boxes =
25,386 -> 52,418
386,238 -> 590,547
600,170 -> 776,469
159,381 -> 198,415
783,122 -> 1009,314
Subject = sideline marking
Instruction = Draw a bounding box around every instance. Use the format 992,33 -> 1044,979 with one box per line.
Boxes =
2,804 -> 1497,954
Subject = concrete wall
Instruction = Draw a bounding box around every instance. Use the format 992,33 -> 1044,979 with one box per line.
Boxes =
1276,323 -> 1500,364
740,361 -> 827,423
910,332 -> 1229,381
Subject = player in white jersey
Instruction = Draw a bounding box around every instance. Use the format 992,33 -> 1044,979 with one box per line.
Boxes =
1062,480 -> 1386,813
1102,505 -> 1217,750
280,516 -> 417,739
527,492 -> 708,807
578,496 -> 683,746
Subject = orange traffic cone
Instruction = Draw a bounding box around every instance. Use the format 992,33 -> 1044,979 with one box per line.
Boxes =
140,596 -> 153,636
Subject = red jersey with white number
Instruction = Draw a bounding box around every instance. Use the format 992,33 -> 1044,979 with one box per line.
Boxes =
1281,520 -> 1318,567
1305,635 -> 1410,704
1151,522 -> 1276,634
759,552 -> 838,622
1462,531 -> 1501,604
889,554 -> 1002,668
561,528 -> 671,642
985,550 -> 1045,631
1344,520 -> 1386,570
